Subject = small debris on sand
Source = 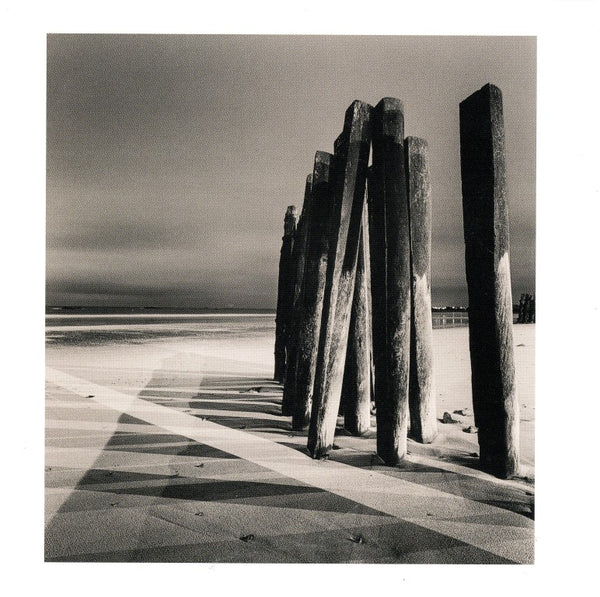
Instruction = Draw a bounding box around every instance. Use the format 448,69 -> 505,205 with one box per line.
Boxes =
194,512 -> 204,516
240,534 -> 255,542
453,408 -> 472,417
194,463 -> 204,468
442,412 -> 459,424
349,535 -> 365,544
463,426 -> 478,434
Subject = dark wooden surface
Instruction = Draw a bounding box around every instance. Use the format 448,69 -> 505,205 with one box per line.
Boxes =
406,136 -> 438,444
274,206 -> 297,382
369,98 -> 411,465
307,101 -> 373,457
460,83 -> 519,478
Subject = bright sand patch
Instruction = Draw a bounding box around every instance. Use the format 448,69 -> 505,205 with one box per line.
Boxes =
45,318 -> 534,563
46,319 -> 534,471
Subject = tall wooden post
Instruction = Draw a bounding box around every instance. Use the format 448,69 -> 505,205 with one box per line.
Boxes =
460,83 -> 519,479
274,205 -> 298,383
307,101 -> 372,457
369,97 -> 411,465
292,152 -> 334,430
342,202 -> 373,436
406,137 -> 438,444
281,176 -> 313,415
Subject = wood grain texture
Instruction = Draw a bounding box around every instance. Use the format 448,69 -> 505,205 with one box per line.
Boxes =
369,98 -> 411,465
460,83 -> 519,479
274,205 -> 297,382
307,101 -> 372,457
406,137 -> 437,444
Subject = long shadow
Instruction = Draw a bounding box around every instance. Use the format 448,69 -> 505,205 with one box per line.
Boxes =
46,352 -> 397,562
46,350 -> 533,563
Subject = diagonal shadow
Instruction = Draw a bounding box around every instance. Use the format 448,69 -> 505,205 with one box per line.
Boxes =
46,349 -> 533,563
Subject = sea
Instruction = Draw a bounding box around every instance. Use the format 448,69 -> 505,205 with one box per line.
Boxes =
45,307 -> 278,346
46,306 -> 475,348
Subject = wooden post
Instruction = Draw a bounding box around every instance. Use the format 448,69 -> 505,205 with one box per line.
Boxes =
274,205 -> 298,383
342,201 -> 373,436
369,97 -> 411,465
281,175 -> 313,415
292,152 -> 334,430
406,137 -> 438,444
460,83 -> 519,479
307,101 -> 372,457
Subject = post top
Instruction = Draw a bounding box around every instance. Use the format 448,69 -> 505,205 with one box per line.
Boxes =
333,131 -> 347,154
313,151 -> 333,185
342,100 -> 373,144
459,83 -> 503,109
375,97 -> 404,113
373,97 -> 404,143
283,205 -> 298,236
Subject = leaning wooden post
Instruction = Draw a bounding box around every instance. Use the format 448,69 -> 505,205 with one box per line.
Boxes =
369,97 -> 411,465
281,176 -> 313,415
406,137 -> 438,444
342,202 -> 373,436
460,83 -> 519,478
307,101 -> 372,457
274,205 -> 298,383
292,152 -> 335,430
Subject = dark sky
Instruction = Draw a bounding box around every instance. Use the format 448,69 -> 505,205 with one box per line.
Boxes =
46,34 -> 535,309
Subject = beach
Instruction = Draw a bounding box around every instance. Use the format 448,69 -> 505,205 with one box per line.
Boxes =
45,313 -> 534,563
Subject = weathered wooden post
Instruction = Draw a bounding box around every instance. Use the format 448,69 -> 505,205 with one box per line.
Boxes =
307,101 -> 372,457
274,205 -> 298,383
281,176 -> 313,415
369,97 -> 411,465
341,202 -> 373,436
460,83 -> 519,478
292,152 -> 334,430
406,137 -> 438,444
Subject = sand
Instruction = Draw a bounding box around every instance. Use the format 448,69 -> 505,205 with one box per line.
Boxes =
45,317 -> 534,563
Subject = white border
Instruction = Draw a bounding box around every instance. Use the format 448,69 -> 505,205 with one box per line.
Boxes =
4,0 -> 599,594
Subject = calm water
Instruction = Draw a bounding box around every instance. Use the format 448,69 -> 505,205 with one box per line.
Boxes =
46,308 -> 277,346
46,306 -> 506,347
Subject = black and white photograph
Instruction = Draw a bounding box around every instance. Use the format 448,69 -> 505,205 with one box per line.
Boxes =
4,0 -> 599,591
44,32 -> 535,564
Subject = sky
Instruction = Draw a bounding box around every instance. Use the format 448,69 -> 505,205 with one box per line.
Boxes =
46,34 -> 536,309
